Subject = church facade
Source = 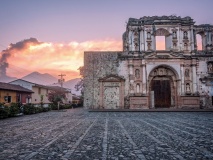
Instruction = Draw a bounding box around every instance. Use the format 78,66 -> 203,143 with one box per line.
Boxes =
83,16 -> 213,109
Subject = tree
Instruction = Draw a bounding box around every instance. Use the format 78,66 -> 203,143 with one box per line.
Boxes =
47,90 -> 66,110
74,66 -> 84,106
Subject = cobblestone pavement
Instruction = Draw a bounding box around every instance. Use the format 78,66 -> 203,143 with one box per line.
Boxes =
0,109 -> 213,160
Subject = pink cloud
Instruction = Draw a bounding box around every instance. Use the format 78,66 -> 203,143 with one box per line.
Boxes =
6,39 -> 122,79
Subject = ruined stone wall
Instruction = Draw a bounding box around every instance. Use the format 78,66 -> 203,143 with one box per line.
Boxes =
196,57 -> 213,107
83,52 -> 122,109
117,60 -> 129,108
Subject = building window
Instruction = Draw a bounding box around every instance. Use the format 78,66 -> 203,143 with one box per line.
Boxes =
196,34 -> 202,50
4,96 -> 12,103
38,88 -> 41,94
156,36 -> 165,50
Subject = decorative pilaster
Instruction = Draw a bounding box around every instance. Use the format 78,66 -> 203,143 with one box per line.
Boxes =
180,64 -> 185,94
139,27 -> 144,51
142,60 -> 146,94
190,27 -> 194,51
128,27 -> 133,51
192,64 -> 197,93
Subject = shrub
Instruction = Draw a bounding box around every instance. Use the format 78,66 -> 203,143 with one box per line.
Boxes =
23,103 -> 36,115
42,106 -> 51,112
0,104 -> 10,119
61,104 -> 72,109
9,103 -> 20,117
35,106 -> 43,113
49,103 -> 58,110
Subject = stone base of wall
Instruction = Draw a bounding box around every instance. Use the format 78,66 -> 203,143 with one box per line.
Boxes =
130,96 -> 149,109
179,96 -> 200,108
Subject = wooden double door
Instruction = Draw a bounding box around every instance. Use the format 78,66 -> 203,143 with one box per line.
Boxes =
151,80 -> 171,108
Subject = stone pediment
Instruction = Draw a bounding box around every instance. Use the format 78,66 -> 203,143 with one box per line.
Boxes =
98,74 -> 125,82
145,52 -> 183,59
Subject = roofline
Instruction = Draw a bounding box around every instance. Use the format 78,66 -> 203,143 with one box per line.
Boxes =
0,88 -> 34,93
9,79 -> 50,89
9,79 -> 35,84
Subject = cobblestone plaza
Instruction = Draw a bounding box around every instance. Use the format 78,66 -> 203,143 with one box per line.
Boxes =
0,109 -> 213,160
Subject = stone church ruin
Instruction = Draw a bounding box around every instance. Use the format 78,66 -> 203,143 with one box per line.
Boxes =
82,15 -> 213,109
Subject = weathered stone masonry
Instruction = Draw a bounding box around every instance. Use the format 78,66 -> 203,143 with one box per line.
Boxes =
83,16 -> 213,109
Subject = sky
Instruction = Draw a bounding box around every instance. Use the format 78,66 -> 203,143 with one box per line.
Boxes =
0,0 -> 213,80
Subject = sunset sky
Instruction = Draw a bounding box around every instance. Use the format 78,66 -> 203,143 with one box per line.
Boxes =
0,0 -> 213,80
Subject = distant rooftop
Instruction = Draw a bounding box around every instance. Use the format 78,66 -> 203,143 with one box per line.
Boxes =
0,82 -> 33,93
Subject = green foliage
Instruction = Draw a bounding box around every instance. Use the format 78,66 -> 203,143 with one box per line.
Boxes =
40,95 -> 44,103
60,104 -> 72,109
47,90 -> 66,105
0,103 -> 52,119
0,104 -> 10,119
23,103 -> 36,115
49,103 -> 72,110
9,103 -> 20,117
49,103 -> 58,110
42,105 -> 51,112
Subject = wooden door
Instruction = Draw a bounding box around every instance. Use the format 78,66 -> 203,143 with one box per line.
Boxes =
151,80 -> 171,108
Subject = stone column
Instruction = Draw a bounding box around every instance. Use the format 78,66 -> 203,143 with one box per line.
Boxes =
140,29 -> 144,51
120,81 -> 125,108
190,28 -> 194,51
192,63 -> 197,93
144,30 -> 147,51
181,64 -> 185,94
142,60 -> 146,94
150,91 -> 154,108
128,30 -> 133,51
99,81 -> 103,108
179,30 -> 183,51
128,60 -> 134,94
152,33 -> 155,50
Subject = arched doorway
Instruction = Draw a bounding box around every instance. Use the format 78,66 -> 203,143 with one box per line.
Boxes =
149,66 -> 178,108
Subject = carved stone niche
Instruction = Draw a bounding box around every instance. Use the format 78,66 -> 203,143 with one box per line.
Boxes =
207,61 -> 213,74
151,67 -> 170,77
98,75 -> 125,109
184,68 -> 190,80
185,82 -> 191,95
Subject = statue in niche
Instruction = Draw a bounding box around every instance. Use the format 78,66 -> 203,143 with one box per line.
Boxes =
136,84 -> 140,93
130,84 -> 134,91
147,42 -> 151,50
135,69 -> 140,78
183,31 -> 188,39
185,69 -> 189,77
173,43 -> 177,49
173,31 -> 177,38
208,63 -> 212,72
147,32 -> 151,39
184,43 -> 188,50
186,83 -> 191,92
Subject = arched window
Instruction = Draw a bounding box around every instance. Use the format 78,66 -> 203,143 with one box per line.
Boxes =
156,36 -> 165,50
155,28 -> 170,50
196,34 -> 202,50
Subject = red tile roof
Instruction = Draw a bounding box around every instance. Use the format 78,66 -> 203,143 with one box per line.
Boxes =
0,82 -> 33,93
